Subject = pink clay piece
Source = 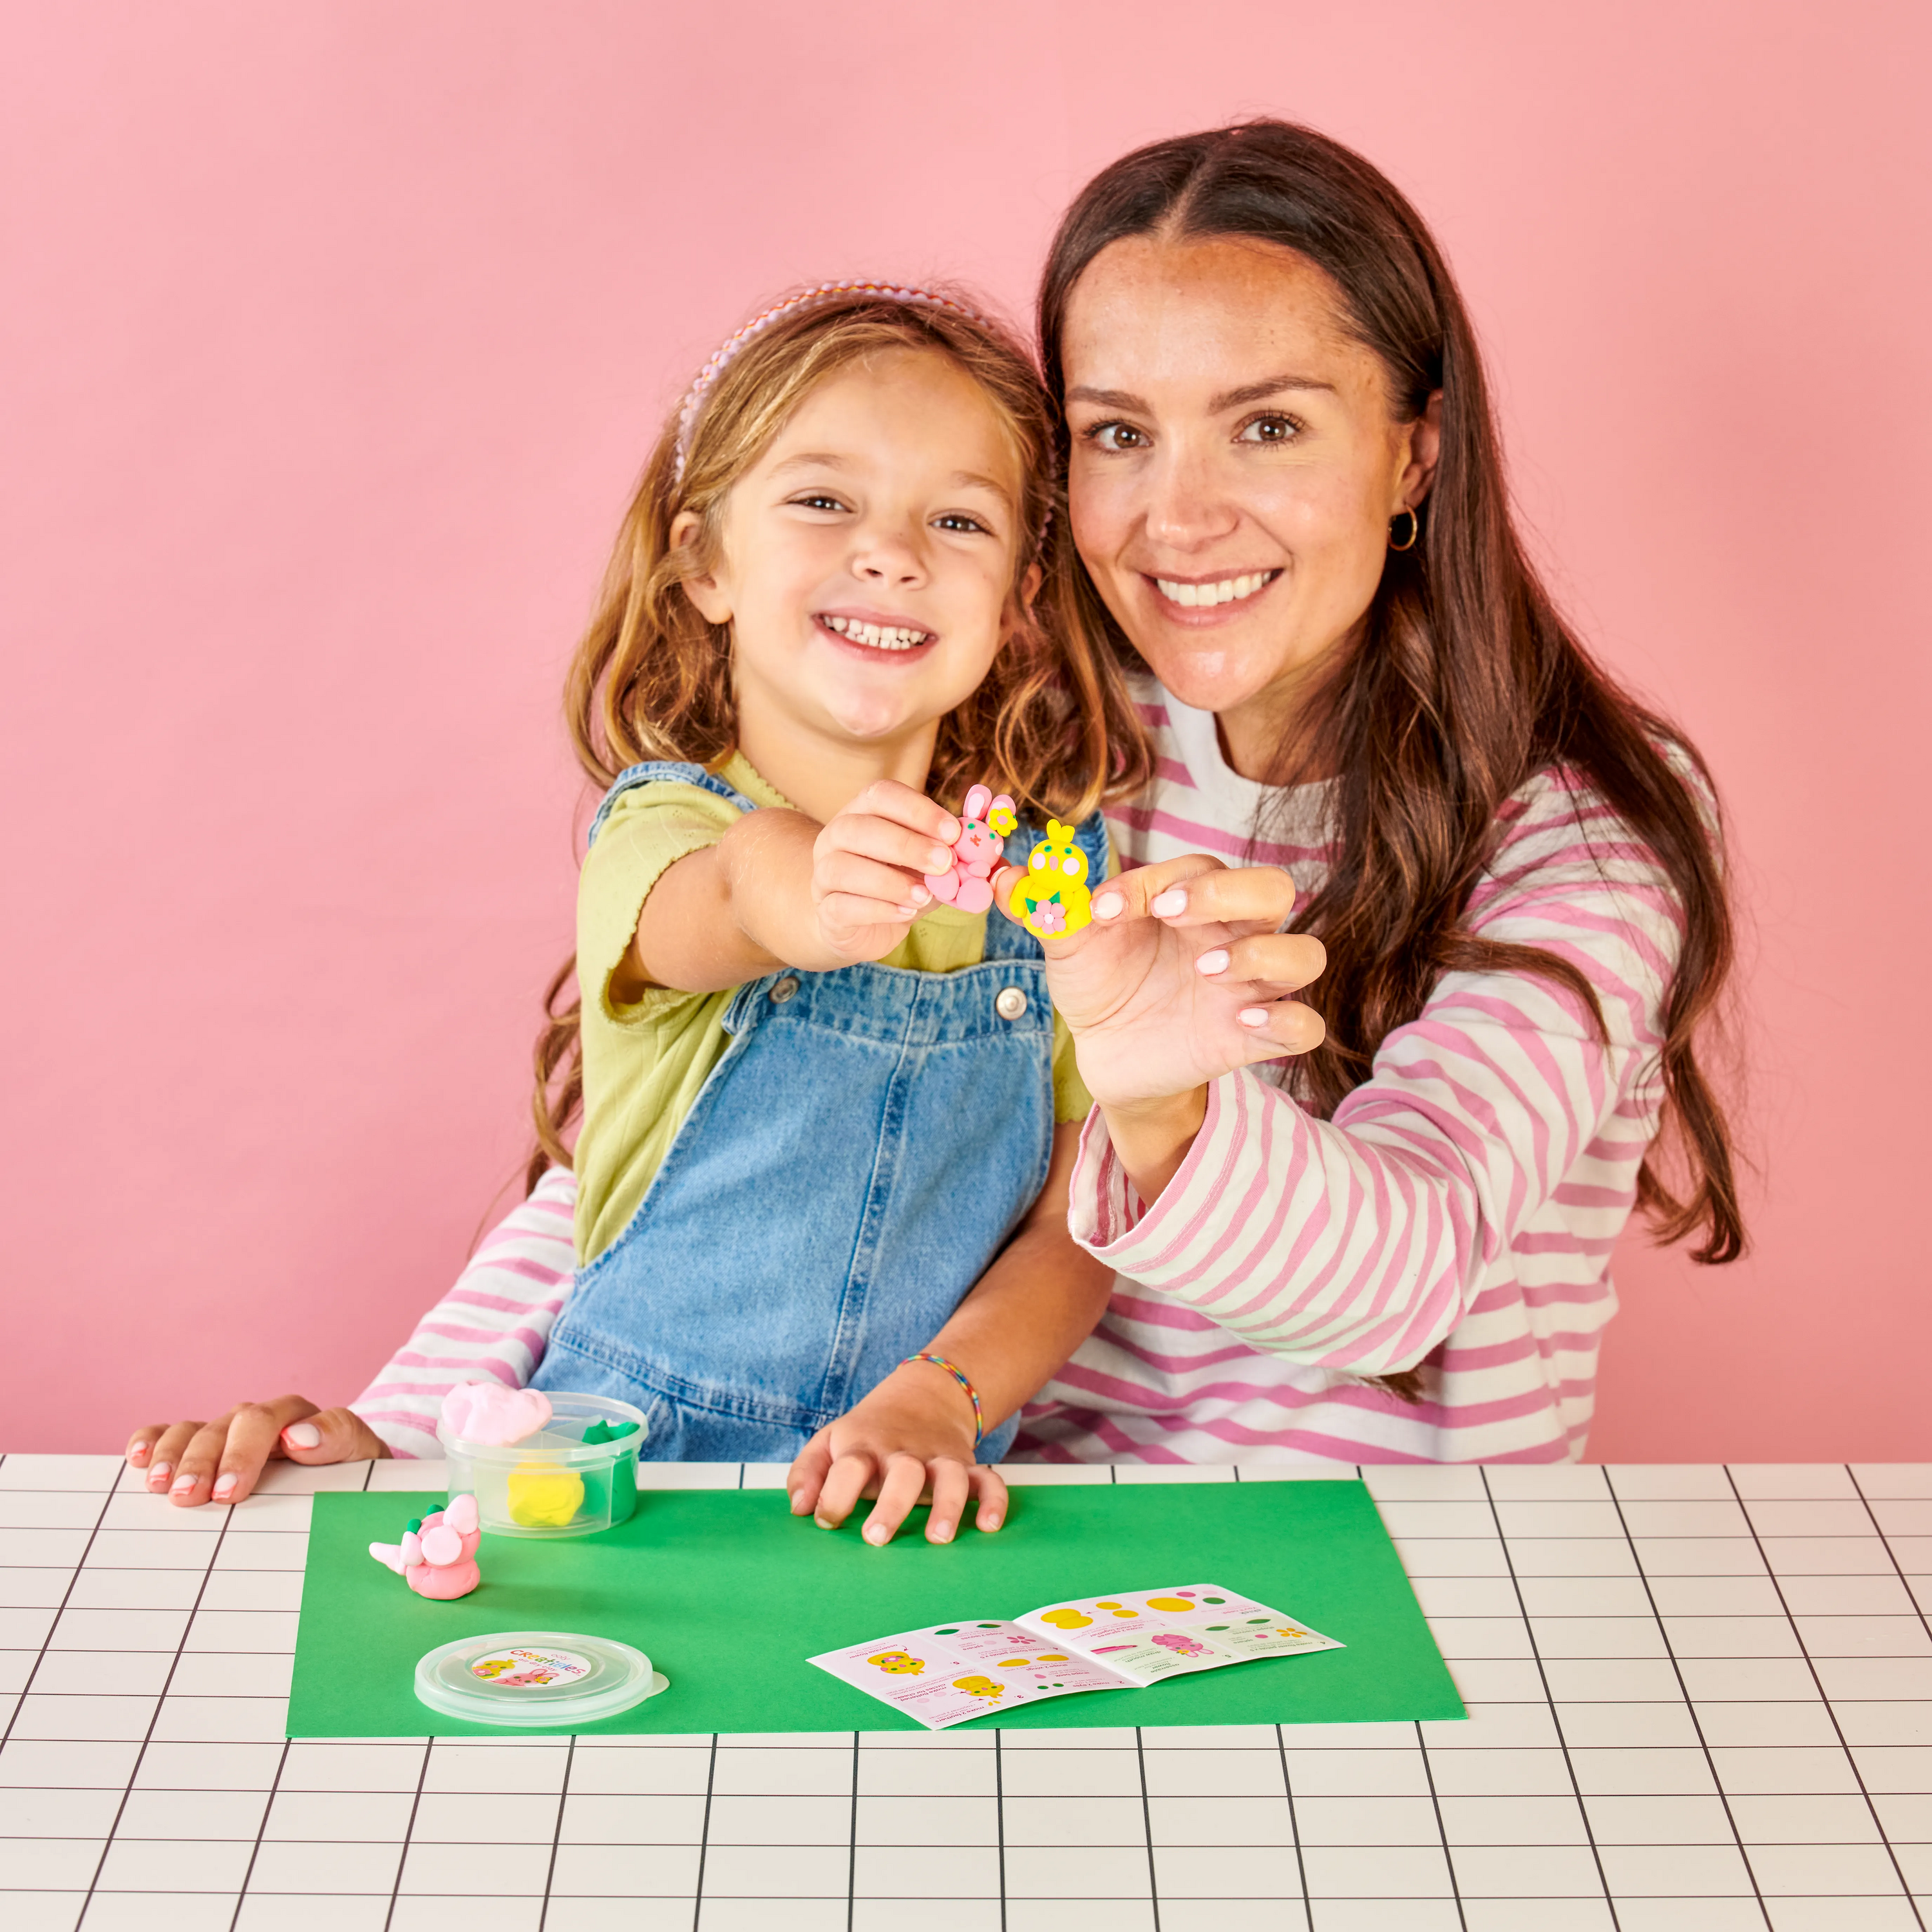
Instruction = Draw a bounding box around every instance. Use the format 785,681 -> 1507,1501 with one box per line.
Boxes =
369,1504 -> 483,1600
440,1382 -> 552,1446
923,783 -> 1014,914
408,1556 -> 481,1600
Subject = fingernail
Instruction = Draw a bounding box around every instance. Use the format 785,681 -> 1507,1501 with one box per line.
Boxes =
170,1477 -> 195,1496
864,1523 -> 889,1546
929,848 -> 952,871
911,884 -> 931,904
929,1520 -> 955,1543
1195,949 -> 1230,976
814,1514 -> 837,1530
128,1444 -> 149,1463
1151,888 -> 1188,917
283,1423 -> 321,1449
212,1473 -> 236,1500
980,1512 -> 1004,1531
789,1492 -> 811,1515
148,1462 -> 171,1486
1092,892 -> 1123,920
1239,1007 -> 1270,1028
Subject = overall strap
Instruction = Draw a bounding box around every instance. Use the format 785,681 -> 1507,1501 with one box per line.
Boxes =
586,761 -> 759,852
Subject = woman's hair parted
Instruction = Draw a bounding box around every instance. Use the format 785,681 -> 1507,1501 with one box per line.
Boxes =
528,289 -> 1151,1185
1039,121 -> 1745,1293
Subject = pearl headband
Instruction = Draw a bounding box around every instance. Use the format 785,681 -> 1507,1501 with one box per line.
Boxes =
670,281 -> 990,484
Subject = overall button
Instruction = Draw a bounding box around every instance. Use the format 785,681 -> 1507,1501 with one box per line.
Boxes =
770,976 -> 800,1004
995,986 -> 1028,1021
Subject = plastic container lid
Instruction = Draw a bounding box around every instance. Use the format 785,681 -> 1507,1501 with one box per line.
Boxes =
413,1630 -> 668,1727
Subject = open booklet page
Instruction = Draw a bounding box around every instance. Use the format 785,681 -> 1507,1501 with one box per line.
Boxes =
810,1583 -> 1343,1731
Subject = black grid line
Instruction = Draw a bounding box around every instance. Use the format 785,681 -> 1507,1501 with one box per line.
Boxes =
1722,1463 -> 1929,1931
1477,1464 -> 1622,1929
227,1736 -> 292,1932
1133,1725 -> 1162,1932
1414,1716 -> 1469,1932
1849,1464 -> 1932,1649
1602,1466 -> 1775,1929
0,1463 -> 126,1751
536,1733 -> 575,1931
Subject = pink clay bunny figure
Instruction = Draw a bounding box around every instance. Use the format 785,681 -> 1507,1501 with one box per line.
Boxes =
369,1493 -> 482,1600
923,783 -> 1017,915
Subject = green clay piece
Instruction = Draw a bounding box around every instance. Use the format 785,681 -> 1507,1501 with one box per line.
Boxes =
405,1518 -> 423,1534
607,1420 -> 641,1441
580,1420 -> 611,1445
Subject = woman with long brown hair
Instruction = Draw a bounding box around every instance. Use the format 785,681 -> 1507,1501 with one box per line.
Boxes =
135,120 -> 1742,1498
1005,119 -> 1740,1460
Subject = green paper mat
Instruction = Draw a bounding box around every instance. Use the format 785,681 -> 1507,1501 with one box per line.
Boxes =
290,1480 -> 1463,1737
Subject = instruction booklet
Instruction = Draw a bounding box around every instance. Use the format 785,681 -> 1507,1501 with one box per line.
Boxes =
810,1582 -> 1343,1730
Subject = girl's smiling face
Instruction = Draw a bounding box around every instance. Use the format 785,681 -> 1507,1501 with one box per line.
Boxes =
677,348 -> 1036,782
1059,233 -> 1439,777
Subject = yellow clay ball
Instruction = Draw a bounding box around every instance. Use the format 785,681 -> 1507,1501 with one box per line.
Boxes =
507,1463 -> 585,1528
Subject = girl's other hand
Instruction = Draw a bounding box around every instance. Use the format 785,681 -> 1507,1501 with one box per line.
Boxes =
993,851 -> 1328,1107
786,1359 -> 1006,1548
808,780 -> 961,964
125,1397 -> 390,1507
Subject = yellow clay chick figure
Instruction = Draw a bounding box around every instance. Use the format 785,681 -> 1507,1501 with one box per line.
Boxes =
1009,820 -> 1093,939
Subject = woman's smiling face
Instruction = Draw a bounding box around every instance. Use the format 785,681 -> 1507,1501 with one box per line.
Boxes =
1060,232 -> 1439,775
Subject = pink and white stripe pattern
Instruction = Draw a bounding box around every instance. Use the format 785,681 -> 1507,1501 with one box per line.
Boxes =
348,675 -> 1699,1466
1016,676 -> 1695,1464
348,1166 -> 576,1459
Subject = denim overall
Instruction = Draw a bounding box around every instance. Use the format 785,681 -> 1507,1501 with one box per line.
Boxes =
532,761 -> 1109,1464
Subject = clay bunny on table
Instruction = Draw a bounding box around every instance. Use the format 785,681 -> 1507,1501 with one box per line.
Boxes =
369,1492 -> 482,1600
923,783 -> 1018,915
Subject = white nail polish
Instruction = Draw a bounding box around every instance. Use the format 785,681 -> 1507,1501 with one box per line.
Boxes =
212,1474 -> 236,1499
283,1422 -> 321,1449
1092,893 -> 1123,920
1151,888 -> 1188,917
1196,949 -> 1230,976
1239,1007 -> 1269,1027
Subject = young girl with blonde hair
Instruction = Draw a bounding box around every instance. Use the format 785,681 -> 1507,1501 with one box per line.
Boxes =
130,283 -> 1149,1545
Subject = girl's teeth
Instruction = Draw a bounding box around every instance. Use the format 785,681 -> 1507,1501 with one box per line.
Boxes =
1153,571 -> 1275,609
822,616 -> 931,650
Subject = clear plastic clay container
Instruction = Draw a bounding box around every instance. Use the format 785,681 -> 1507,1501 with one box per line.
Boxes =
439,1393 -> 647,1538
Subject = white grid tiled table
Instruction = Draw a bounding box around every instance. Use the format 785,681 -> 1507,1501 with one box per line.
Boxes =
2,1455 -> 1928,1932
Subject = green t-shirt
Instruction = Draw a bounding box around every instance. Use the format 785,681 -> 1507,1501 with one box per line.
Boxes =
573,753 -> 1094,1264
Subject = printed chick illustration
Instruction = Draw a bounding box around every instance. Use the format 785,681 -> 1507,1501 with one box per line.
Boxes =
867,1651 -> 925,1675
1009,820 -> 1092,938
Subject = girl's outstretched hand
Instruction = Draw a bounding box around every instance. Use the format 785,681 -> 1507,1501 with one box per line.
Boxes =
804,781 -> 961,965
786,1360 -> 1006,1548
126,1397 -> 389,1507
992,852 -> 1328,1108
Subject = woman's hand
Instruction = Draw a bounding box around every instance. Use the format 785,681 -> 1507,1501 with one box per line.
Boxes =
786,1359 -> 1007,1548
995,853 -> 1327,1202
997,852 -> 1327,1104
126,1397 -> 390,1507
802,781 -> 961,965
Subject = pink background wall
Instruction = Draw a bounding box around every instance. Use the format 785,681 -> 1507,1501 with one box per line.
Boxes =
5,1 -> 1926,1460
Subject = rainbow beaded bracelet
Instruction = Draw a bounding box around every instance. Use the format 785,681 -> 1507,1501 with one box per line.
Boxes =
902,1352 -> 985,1449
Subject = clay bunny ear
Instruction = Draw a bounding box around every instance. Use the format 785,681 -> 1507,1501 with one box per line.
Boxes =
963,783 -> 991,820
444,1494 -> 479,1535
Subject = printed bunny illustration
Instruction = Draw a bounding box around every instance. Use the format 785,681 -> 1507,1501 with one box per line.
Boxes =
1009,819 -> 1093,938
1150,1631 -> 1212,1658
368,1493 -> 482,1600
923,782 -> 1018,915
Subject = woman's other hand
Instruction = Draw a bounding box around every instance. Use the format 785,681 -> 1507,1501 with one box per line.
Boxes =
125,1397 -> 390,1507
998,852 -> 1327,1104
786,1361 -> 1007,1548
996,852 -> 1327,1202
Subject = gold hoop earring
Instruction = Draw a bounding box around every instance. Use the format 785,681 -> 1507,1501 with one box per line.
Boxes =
1388,507 -> 1420,552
